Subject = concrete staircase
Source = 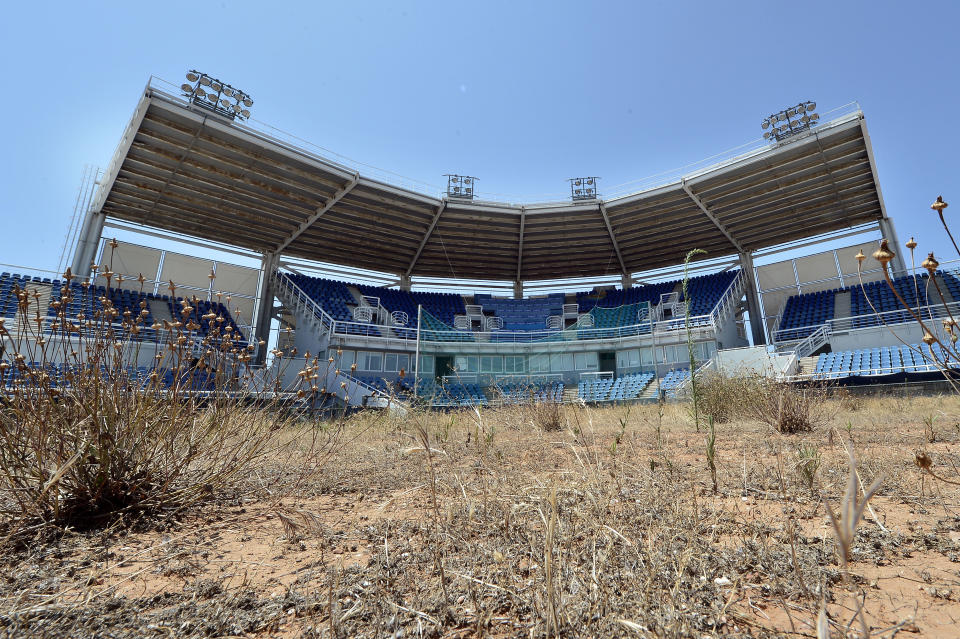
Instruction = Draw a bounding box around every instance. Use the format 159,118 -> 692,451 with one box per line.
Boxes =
562,386 -> 579,403
932,274 -> 955,304
833,289 -> 851,320
797,355 -> 820,376
149,298 -> 174,324
12,282 -> 52,332
640,378 -> 662,400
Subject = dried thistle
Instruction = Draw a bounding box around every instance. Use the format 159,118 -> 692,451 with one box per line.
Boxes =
823,442 -> 883,564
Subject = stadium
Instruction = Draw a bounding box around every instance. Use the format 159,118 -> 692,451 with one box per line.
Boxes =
4,73 -> 954,410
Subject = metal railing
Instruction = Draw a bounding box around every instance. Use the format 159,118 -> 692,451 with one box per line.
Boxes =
275,269 -> 743,346
792,324 -> 832,358
772,300 -> 960,344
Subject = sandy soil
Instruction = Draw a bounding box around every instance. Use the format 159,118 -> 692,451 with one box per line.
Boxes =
3,393 -> 960,638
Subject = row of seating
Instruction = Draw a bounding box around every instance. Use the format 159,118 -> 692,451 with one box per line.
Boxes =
473,293 -> 565,331
1,362 -> 234,392
576,372 -> 656,402
660,369 -> 691,397
0,273 -> 247,343
812,343 -> 956,379
776,269 -> 959,340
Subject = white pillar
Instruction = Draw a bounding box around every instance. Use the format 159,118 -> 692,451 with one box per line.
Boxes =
738,252 -> 766,346
513,280 -> 523,299
399,274 -> 412,291
621,273 -> 633,289
877,218 -> 908,274
253,252 -> 278,364
71,209 -> 106,277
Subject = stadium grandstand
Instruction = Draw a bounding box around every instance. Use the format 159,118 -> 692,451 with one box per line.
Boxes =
4,73 -> 955,408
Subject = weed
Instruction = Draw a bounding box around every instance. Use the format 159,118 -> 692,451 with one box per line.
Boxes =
796,442 -> 822,491
705,415 -> 717,494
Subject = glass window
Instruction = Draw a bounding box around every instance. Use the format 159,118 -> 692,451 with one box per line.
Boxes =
616,350 -> 638,368
640,348 -> 654,367
529,354 -> 550,373
454,355 -> 478,373
384,353 -> 398,372
359,351 -> 382,371
503,356 -> 524,373
337,350 -> 356,368
577,352 -> 600,370
480,356 -> 503,373
550,353 -> 574,371
397,353 -> 410,373
419,355 -> 434,374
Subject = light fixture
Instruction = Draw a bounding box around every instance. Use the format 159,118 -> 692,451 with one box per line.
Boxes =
761,101 -> 819,142
568,177 -> 600,201
445,174 -> 478,200
180,70 -> 254,121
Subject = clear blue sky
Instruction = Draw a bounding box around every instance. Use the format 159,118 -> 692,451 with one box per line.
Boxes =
1,0 -> 958,275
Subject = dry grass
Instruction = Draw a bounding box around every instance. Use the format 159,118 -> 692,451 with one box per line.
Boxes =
2,393 -> 960,637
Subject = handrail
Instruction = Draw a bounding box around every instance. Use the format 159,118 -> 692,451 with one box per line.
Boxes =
792,324 -> 831,358
274,270 -> 337,336
674,358 -> 715,394
772,299 -> 960,344
276,268 -> 742,345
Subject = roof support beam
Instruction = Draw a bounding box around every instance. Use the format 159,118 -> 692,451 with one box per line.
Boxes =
405,201 -> 447,276
275,174 -> 359,254
597,202 -> 628,276
681,179 -> 744,254
516,206 -> 526,283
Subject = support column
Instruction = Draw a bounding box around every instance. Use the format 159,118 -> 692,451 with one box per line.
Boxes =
399,274 -> 412,291
877,217 -> 908,274
71,209 -> 106,277
253,252 -> 278,365
738,251 -> 767,346
621,273 -> 633,289
513,280 -> 523,299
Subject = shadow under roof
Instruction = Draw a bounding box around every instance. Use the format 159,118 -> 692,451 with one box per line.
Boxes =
94,85 -> 887,281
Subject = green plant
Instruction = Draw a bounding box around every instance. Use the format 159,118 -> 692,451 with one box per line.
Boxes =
922,413 -> 938,443
682,248 -> 708,432
705,415 -> 717,494
609,407 -> 629,456
796,442 -> 821,490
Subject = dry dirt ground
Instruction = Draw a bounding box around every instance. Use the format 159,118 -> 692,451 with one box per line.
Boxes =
3,392 -> 960,638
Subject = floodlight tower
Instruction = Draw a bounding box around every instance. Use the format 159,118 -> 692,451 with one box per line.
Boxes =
569,177 -> 599,201
445,174 -> 477,200
180,70 -> 254,121
761,101 -> 819,142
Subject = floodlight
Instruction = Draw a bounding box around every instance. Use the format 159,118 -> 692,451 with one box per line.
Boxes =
183,70 -> 254,121
445,174 -> 478,200
568,176 -> 600,201
761,100 -> 820,142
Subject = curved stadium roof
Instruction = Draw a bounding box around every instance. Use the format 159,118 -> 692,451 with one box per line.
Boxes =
92,81 -> 888,282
